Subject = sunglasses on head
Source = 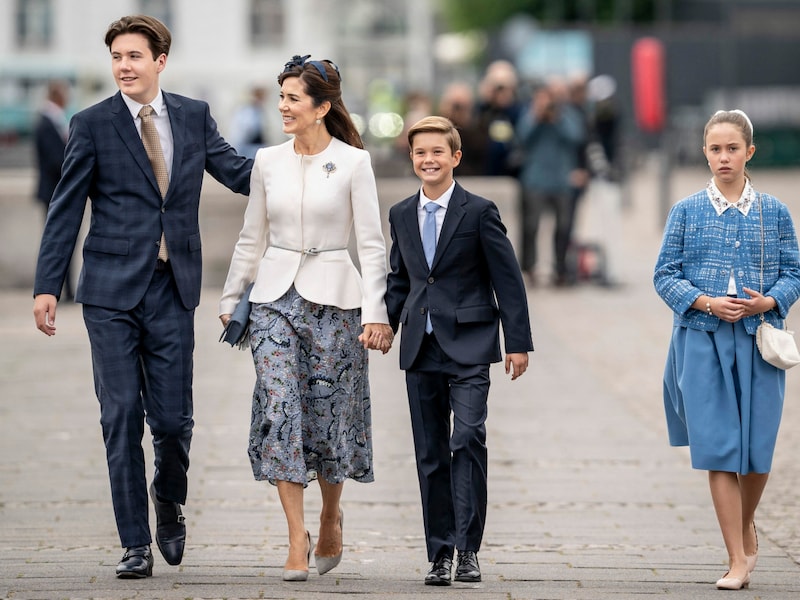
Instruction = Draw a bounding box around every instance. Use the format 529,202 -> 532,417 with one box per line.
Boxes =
283,55 -> 341,83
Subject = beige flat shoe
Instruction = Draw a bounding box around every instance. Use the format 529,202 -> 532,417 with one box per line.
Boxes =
716,572 -> 750,590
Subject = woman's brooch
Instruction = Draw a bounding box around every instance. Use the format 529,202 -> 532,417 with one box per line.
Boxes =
323,161 -> 337,178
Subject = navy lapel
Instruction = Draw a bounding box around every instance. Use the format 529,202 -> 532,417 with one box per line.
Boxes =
430,183 -> 466,271
164,92 -> 184,204
110,92 -> 160,196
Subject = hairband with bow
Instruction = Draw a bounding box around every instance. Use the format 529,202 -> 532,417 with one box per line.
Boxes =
282,54 -> 341,83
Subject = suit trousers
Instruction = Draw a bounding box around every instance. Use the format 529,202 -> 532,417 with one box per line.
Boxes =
405,333 -> 490,562
83,266 -> 194,548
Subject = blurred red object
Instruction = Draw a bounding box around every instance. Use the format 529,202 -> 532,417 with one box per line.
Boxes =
632,37 -> 665,133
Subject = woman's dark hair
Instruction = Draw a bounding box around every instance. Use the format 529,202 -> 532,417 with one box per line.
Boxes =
105,15 -> 172,59
279,55 -> 363,149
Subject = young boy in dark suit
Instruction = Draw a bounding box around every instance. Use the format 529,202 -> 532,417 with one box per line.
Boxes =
385,116 -> 534,585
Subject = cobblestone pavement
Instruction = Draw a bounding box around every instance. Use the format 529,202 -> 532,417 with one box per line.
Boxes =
1,163 -> 799,599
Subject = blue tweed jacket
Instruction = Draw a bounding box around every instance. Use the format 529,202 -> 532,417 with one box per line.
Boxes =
654,189 -> 800,334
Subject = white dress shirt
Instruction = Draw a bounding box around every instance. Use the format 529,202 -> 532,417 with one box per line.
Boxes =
417,180 -> 456,242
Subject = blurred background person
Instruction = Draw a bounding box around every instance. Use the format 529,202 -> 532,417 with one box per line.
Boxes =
588,74 -> 622,182
33,80 -> 73,302
566,74 -> 591,247
229,86 -> 268,159
515,80 -> 586,286
436,81 -> 487,176
580,74 -> 624,286
476,60 -> 523,177
394,90 -> 434,170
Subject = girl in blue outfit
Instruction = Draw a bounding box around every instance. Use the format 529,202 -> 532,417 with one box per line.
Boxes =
654,109 -> 800,590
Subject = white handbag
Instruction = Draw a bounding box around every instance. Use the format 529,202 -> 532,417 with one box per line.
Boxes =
755,196 -> 800,369
755,320 -> 800,369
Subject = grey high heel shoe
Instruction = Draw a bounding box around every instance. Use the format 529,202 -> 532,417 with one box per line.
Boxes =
282,531 -> 311,581
315,508 -> 343,575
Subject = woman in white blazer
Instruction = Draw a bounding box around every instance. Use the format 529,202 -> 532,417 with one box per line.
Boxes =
220,55 -> 392,581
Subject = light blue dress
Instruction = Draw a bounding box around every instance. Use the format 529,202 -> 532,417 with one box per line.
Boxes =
662,320 -> 784,474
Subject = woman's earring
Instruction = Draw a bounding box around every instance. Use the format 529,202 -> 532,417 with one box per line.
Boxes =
316,118 -> 322,125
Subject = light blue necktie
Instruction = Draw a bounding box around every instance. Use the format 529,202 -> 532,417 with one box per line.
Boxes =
423,202 -> 441,268
422,202 -> 441,333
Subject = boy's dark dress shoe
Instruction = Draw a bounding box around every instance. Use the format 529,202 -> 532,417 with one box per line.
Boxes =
115,545 -> 153,578
424,555 -> 452,586
455,550 -> 481,582
149,482 -> 186,565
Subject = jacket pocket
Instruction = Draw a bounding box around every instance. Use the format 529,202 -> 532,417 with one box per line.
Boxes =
84,235 -> 129,256
188,233 -> 202,252
455,305 -> 497,323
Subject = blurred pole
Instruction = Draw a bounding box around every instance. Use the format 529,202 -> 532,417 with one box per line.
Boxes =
656,0 -> 672,226
658,130 -> 672,225
405,0 -> 435,94
631,37 -> 667,225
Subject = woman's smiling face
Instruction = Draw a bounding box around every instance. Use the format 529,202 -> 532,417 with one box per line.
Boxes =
278,76 -> 324,137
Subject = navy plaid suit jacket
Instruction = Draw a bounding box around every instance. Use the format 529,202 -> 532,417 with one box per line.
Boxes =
34,91 -> 252,310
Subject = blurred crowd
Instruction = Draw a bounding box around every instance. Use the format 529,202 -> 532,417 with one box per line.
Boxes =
217,62 -> 626,289
396,61 -> 624,288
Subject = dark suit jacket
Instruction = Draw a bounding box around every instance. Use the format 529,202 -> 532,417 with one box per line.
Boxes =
385,182 -> 534,370
33,112 -> 66,206
34,91 -> 252,310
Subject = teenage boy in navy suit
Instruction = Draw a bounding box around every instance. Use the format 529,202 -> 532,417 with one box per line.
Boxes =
32,15 -> 252,578
385,116 -> 534,585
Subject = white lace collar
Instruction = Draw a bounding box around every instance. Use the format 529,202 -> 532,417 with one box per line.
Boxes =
706,178 -> 755,216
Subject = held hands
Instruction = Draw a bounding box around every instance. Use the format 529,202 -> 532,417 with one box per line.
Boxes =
706,288 -> 777,323
359,323 -> 394,354
33,294 -> 58,336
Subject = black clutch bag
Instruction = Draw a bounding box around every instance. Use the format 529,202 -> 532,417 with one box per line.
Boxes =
219,282 -> 254,349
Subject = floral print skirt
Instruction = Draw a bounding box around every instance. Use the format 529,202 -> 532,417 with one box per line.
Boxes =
247,286 -> 373,485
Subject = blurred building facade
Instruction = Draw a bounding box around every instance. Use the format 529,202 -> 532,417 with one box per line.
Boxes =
4,0 -> 800,170
0,0 -> 435,154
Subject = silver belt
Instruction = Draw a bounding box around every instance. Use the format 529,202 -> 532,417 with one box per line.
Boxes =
270,245 -> 346,256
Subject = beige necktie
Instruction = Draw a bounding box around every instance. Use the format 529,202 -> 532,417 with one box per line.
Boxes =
139,105 -> 169,262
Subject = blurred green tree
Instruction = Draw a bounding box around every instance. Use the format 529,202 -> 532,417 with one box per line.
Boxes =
441,0 -> 659,30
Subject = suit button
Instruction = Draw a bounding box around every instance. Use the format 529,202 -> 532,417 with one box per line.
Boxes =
427,276 -> 434,284
420,307 -> 426,315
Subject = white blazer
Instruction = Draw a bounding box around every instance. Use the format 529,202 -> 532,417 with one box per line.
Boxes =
220,137 -> 389,324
